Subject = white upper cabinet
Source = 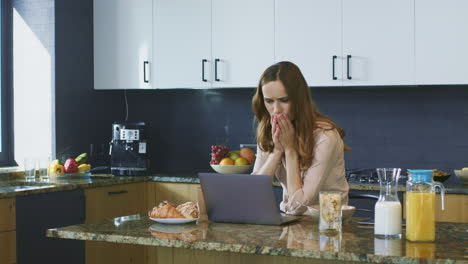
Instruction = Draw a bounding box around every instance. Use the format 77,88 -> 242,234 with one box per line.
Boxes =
153,0 -> 211,89
152,0 -> 274,88
94,0 -> 153,89
275,0 -> 414,87
415,0 -> 468,85
342,0 -> 415,86
275,0 -> 342,87
93,0 -> 468,89
212,0 -> 274,88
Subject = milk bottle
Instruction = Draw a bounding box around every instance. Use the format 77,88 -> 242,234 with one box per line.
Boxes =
374,168 -> 402,238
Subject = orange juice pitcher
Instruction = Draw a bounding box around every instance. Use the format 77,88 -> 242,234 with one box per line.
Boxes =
405,170 -> 445,242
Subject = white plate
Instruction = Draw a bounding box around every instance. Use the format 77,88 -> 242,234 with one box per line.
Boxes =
149,217 -> 198,225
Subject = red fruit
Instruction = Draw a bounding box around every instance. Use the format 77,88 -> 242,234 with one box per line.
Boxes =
64,158 -> 78,173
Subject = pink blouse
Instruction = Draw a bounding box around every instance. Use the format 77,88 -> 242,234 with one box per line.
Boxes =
252,127 -> 349,215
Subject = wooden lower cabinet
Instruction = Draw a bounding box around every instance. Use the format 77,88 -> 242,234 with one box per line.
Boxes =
145,182 -> 200,263
0,198 -> 15,231
146,247 -> 360,264
434,194 -> 467,223
146,182 -> 199,209
0,198 -> 15,264
0,231 -> 16,264
85,183 -> 147,264
87,241 -> 146,264
403,193 -> 468,223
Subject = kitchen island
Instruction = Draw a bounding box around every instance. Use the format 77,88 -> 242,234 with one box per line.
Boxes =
46,214 -> 467,264
1,171 -> 467,264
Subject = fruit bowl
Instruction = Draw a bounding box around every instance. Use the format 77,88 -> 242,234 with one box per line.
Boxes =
210,164 -> 253,174
454,169 -> 468,184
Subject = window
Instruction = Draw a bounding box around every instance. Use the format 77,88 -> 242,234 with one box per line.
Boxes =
0,0 -> 15,167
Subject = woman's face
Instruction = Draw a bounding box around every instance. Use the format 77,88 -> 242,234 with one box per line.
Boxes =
262,80 -> 292,119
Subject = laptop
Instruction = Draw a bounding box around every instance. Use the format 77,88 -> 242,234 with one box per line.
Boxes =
198,172 -> 300,225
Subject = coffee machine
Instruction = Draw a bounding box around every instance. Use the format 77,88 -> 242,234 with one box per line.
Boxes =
110,121 -> 148,176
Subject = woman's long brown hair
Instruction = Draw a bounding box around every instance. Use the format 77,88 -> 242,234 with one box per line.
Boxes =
252,61 -> 349,171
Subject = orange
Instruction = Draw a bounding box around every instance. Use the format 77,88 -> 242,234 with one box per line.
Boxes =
235,157 -> 249,165
219,157 -> 234,165
239,148 -> 255,164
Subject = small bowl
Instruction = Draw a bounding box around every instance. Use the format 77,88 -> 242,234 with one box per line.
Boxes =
305,205 -> 356,222
433,175 -> 451,182
432,169 -> 451,182
454,169 -> 468,184
210,164 -> 253,174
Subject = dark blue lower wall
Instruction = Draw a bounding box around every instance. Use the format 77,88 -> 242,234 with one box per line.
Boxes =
55,0 -> 468,174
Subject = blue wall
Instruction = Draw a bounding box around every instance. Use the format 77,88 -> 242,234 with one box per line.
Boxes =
55,0 -> 468,174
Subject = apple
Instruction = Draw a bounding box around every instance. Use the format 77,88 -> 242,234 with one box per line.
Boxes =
64,158 -> 78,173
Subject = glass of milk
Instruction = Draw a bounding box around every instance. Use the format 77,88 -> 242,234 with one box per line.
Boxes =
374,168 -> 402,238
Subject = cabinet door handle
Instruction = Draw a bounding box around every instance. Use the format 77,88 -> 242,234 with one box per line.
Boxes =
143,61 -> 149,83
346,55 -> 352,80
80,194 -> 86,222
332,55 -> 337,80
202,59 -> 208,82
215,59 -> 220,81
108,190 -> 128,195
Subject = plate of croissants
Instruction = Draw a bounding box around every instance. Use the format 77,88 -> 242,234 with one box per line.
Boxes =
148,200 -> 199,224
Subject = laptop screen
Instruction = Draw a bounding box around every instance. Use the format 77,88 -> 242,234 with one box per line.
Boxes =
198,173 -> 287,225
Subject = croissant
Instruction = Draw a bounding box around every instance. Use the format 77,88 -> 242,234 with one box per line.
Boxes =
176,202 -> 199,219
148,201 -> 184,219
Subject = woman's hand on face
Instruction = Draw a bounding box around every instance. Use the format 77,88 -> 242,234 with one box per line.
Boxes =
277,114 -> 295,152
271,115 -> 284,153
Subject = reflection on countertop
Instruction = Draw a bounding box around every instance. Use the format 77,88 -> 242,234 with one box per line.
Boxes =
46,215 -> 468,263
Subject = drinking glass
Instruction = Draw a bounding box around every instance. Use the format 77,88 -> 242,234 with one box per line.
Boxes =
319,191 -> 342,234
24,158 -> 36,181
37,157 -> 50,181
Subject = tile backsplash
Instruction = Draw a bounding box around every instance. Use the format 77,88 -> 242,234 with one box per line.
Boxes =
56,85 -> 468,173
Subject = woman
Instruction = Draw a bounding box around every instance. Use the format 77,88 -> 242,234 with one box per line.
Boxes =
251,61 -> 349,215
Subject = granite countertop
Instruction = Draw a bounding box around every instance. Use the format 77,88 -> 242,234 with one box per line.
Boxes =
46,214 -> 468,264
348,183 -> 468,194
152,174 -> 468,194
0,173 -> 466,198
0,175 -> 149,198
349,174 -> 468,194
0,173 -> 204,198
